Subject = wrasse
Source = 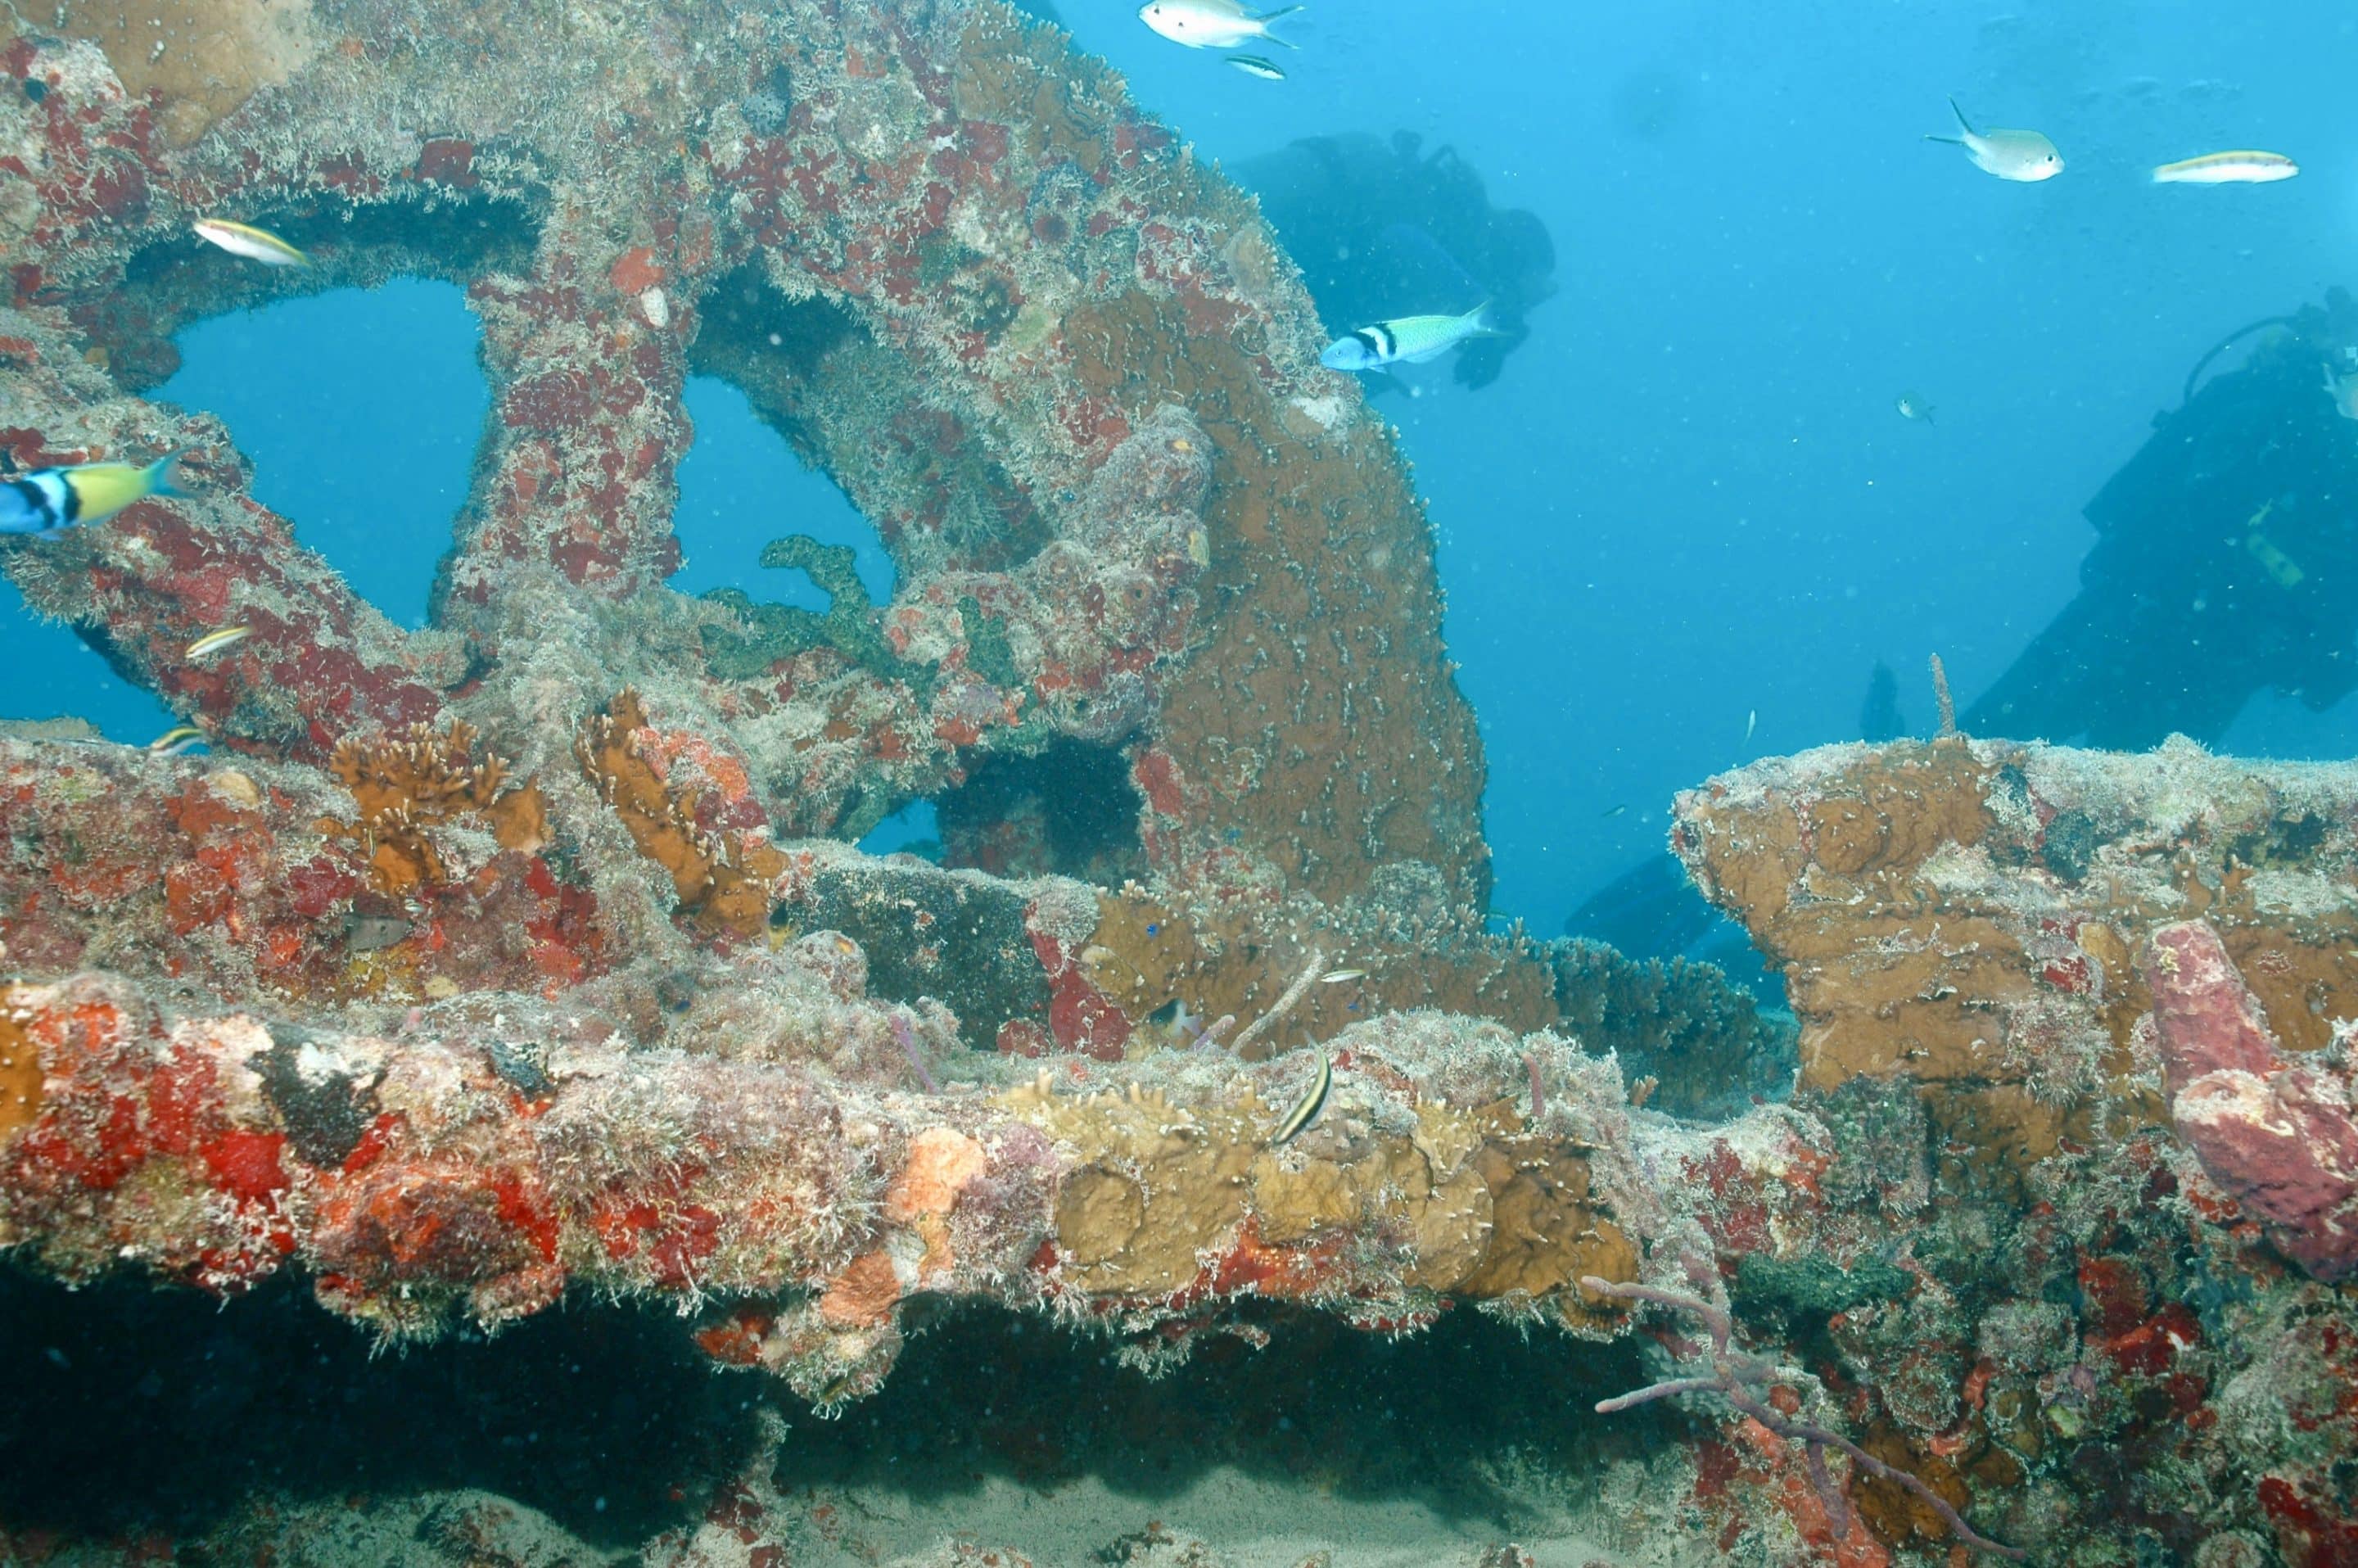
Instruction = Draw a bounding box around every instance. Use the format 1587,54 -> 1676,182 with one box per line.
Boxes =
1,452 -> 183,536
1226,54 -> 1285,80
147,725 -> 208,756
2152,151 -> 2298,184
184,626 -> 252,662
192,219 -> 313,268
1319,969 -> 1366,984
1321,303 -> 1502,371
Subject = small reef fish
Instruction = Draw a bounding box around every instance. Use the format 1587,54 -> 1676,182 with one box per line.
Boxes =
1226,54 -> 1286,80
341,910 -> 413,952
1272,1052 -> 1332,1145
1745,709 -> 1757,741
1926,98 -> 2062,182
1319,969 -> 1366,984
1321,304 -> 1502,372
1895,392 -> 1936,425
2152,151 -> 2298,185
1601,803 -> 1628,819
147,725 -> 208,756
1147,996 -> 1203,1044
184,626 -> 252,662
1139,0 -> 1302,52
1,452 -> 183,536
192,219 -> 312,268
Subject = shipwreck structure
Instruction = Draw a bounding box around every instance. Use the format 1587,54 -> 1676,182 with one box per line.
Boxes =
2,2 -> 2355,1561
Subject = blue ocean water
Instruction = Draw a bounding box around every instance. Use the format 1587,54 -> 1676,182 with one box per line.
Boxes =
9,0 -> 2358,936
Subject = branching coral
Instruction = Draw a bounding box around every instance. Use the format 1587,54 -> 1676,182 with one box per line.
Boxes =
1581,1274 -> 2025,1559
328,720 -> 547,894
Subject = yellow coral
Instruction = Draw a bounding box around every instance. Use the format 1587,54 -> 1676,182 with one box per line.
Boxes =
575,691 -> 784,938
325,720 -> 547,894
0,994 -> 42,1143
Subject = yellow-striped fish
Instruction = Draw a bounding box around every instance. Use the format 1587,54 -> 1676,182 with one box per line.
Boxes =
147,725 -> 208,756
2152,151 -> 2298,185
1272,1052 -> 1332,1145
184,626 -> 252,662
192,219 -> 312,268
2,452 -> 183,536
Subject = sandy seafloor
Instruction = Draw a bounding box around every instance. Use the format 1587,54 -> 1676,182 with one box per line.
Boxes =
190,1470 -> 1644,1568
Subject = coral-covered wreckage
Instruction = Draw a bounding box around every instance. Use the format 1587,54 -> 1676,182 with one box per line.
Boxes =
0,0 -> 2352,1561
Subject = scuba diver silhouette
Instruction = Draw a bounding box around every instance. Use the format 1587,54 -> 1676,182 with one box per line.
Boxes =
1966,287 -> 2358,748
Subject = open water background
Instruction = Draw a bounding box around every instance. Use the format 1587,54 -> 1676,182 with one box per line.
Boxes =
7,0 -> 2357,933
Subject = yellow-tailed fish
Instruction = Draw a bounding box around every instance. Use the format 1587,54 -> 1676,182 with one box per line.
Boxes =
1321,302 -> 1502,371
2152,151 -> 2298,185
1272,1052 -> 1332,1145
2,451 -> 183,536
184,626 -> 252,662
192,219 -> 313,268
147,725 -> 207,756
1927,98 -> 2062,182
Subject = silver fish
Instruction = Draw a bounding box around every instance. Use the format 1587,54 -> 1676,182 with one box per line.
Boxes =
1139,0 -> 1303,52
1927,98 -> 2062,182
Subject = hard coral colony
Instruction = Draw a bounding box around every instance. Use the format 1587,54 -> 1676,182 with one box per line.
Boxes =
0,1 -> 2349,1565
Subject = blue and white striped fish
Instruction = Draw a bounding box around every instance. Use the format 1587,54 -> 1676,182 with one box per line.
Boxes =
1320,304 -> 1502,372
1,452 -> 183,536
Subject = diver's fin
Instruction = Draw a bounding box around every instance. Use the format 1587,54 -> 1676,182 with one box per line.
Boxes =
1258,3 -> 1303,46
1947,96 -> 1976,137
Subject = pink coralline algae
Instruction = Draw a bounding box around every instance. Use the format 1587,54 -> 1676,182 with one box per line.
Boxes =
2147,919 -> 2358,1282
